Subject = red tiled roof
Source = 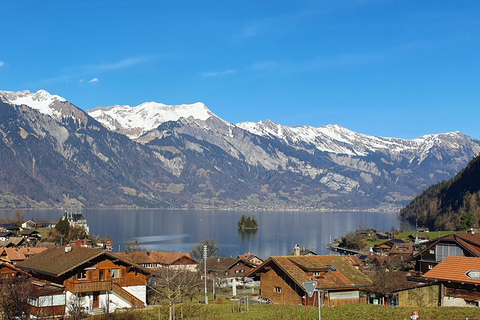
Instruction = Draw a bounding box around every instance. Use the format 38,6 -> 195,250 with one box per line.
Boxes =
422,256 -> 480,284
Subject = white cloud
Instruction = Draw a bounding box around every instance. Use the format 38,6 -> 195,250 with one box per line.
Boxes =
88,78 -> 99,83
202,69 -> 237,78
0,61 -> 5,67
79,79 -> 85,83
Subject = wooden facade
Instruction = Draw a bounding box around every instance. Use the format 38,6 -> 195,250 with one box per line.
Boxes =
18,247 -> 151,316
249,256 -> 373,306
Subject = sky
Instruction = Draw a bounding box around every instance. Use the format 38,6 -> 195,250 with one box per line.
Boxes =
1,1 -> 480,140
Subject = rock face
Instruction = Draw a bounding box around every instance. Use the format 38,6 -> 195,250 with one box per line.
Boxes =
1,89 -> 479,210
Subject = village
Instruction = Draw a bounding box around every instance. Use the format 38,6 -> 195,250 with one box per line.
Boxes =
1,209 -> 480,319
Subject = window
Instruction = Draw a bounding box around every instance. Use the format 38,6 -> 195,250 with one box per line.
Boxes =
77,270 -> 87,280
110,268 -> 120,278
435,244 -> 464,262
275,287 -> 282,293
313,272 -> 321,277
428,264 -> 433,270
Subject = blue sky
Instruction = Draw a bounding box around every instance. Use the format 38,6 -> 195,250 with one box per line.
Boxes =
1,1 -> 480,139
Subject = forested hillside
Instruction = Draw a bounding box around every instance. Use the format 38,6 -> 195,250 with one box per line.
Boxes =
400,154 -> 480,230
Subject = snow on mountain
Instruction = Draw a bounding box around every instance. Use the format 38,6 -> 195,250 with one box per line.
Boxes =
236,120 -> 473,159
0,90 -> 66,117
88,101 -> 218,139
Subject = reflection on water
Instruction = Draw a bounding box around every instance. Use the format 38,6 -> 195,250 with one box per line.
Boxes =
0,209 -> 405,259
238,228 -> 258,240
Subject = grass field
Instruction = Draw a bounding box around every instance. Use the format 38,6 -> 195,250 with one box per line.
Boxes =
89,302 -> 480,320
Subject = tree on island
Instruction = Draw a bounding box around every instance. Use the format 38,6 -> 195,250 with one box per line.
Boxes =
237,215 -> 258,230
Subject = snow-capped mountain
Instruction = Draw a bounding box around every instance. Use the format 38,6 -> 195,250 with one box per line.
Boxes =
0,89 -> 66,117
88,102 -> 219,139
1,89 -> 480,210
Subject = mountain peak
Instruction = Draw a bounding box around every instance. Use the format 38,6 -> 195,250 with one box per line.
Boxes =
0,89 -> 66,117
87,101 -> 217,139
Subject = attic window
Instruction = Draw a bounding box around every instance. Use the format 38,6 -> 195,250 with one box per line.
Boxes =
328,265 -> 336,271
313,272 -> 321,277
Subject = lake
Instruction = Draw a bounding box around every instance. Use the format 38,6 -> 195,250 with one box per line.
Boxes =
0,209 -> 405,259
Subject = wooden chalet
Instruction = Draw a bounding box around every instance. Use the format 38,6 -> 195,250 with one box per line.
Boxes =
205,257 -> 256,285
374,239 -> 405,254
247,255 -> 373,306
17,246 -> 151,317
238,253 -> 264,266
0,260 -> 29,279
409,256 -> 480,307
409,233 -> 480,275
117,250 -> 197,271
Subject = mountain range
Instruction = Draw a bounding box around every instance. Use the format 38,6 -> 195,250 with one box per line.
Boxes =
1,89 -> 479,210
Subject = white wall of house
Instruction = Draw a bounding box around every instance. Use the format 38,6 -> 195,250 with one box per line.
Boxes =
124,285 -> 147,304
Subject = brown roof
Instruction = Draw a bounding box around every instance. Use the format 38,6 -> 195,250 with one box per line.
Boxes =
249,255 -> 373,291
116,251 -> 196,265
206,257 -> 242,271
1,247 -> 47,262
422,256 -> 480,285
17,246 -> 151,277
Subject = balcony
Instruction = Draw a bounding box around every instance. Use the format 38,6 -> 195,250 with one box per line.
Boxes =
68,280 -> 113,293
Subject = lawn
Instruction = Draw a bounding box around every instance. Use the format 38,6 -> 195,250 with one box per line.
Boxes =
89,302 -> 480,320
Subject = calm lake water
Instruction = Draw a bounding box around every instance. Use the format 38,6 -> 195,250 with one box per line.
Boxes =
0,209 -> 405,259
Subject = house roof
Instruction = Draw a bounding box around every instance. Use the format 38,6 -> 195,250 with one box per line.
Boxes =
17,246 -> 151,277
248,255 -> 373,291
1,223 -> 20,230
116,251 -> 196,265
422,256 -> 480,285
238,253 -> 262,262
1,247 -> 47,261
410,233 -> 480,261
205,257 -> 255,272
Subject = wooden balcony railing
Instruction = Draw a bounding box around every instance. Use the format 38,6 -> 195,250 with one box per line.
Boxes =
68,281 -> 113,293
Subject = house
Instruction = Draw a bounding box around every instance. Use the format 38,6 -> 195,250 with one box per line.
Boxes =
237,253 -> 264,266
205,257 -> 256,285
96,239 -> 113,251
22,220 -> 37,229
247,255 -> 374,306
376,232 -> 389,240
0,223 -> 20,233
374,239 -> 406,254
388,243 -> 414,259
0,247 -> 48,265
69,239 -> 93,248
0,260 -> 30,279
407,234 -> 430,243
21,229 -> 42,244
117,251 -> 198,271
409,233 -> 480,275
0,237 -> 27,248
409,256 -> 480,307
17,246 -> 151,317
0,231 -> 14,242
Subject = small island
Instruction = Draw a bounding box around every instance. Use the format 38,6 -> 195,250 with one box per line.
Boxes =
238,214 -> 258,230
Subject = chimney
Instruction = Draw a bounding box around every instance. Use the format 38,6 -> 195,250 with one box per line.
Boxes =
65,246 -> 72,253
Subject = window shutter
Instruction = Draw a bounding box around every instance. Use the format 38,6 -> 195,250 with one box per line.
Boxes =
121,268 -> 126,278
87,270 -> 93,280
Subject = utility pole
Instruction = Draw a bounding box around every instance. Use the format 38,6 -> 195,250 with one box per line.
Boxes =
203,245 -> 208,304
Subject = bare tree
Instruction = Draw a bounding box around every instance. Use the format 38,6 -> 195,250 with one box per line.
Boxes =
124,238 -> 146,254
191,238 -> 219,261
66,294 -> 88,320
0,276 -> 32,320
150,260 -> 203,320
